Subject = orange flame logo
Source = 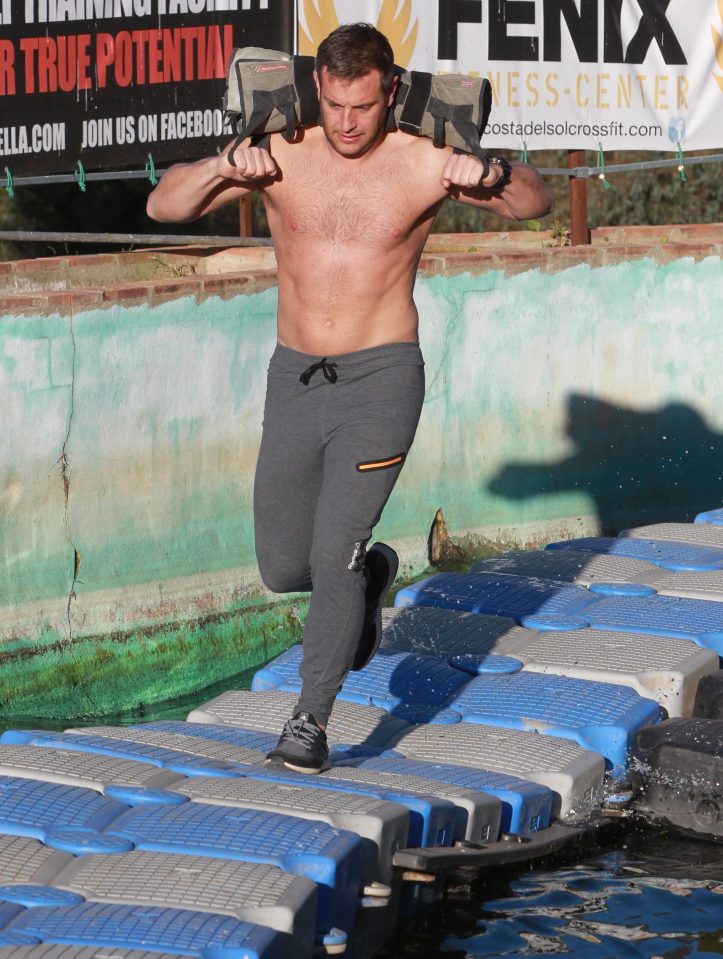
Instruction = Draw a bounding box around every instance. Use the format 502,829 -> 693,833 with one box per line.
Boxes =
299,0 -> 418,67
713,0 -> 723,91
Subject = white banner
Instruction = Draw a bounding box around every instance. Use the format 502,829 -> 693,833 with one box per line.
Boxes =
297,0 -> 723,152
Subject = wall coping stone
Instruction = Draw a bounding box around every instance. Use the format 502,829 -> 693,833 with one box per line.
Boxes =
1,224 -> 720,316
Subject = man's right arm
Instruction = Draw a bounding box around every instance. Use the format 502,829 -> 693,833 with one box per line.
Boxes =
146,142 -> 278,223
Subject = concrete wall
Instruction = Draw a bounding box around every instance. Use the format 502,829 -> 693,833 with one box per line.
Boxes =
1,226 -> 721,719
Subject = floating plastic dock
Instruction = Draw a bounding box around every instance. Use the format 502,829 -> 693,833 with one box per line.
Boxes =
0,834 -> 317,954
1,730 -> 245,779
0,949 -> 195,958
629,719 -> 723,839
188,691 -> 410,749
241,762 -> 459,850
386,722 -> 605,820
394,570 -> 723,655
443,672 -> 661,771
545,535 -> 723,571
620,522 -> 723,548
252,645 -> 472,713
693,671 -> 723,719
472,549 -> 723,603
4,901 -> 284,958
378,606 -> 717,718
696,508 -> 723,526
250,645 -> 662,771
2,512 -> 723,957
334,756 -> 552,836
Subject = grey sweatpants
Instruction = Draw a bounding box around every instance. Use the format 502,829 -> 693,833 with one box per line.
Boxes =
253,341 -> 425,725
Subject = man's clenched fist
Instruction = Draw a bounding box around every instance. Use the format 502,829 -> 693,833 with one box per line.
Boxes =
220,145 -> 278,181
441,153 -> 505,191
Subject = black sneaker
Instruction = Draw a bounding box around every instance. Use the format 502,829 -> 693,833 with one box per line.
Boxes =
351,542 -> 399,672
265,712 -> 330,773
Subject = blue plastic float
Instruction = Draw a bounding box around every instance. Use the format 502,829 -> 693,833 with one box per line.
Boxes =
3,901 -> 283,958
545,535 -> 723,571
394,571 -> 723,654
696,508 -> 723,526
334,756 -> 552,836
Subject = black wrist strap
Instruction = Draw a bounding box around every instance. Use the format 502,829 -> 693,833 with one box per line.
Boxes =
484,154 -> 512,188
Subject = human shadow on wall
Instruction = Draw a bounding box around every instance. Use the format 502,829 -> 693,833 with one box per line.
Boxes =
488,394 -> 722,534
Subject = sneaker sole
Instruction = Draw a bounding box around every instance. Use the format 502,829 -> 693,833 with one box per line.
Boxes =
263,755 -> 286,769
352,542 -> 399,672
281,759 -> 331,774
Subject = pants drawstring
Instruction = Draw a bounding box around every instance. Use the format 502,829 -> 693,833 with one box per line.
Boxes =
299,358 -> 338,385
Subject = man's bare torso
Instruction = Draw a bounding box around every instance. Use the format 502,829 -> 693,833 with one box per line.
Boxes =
261,127 -> 448,355
146,68 -> 550,358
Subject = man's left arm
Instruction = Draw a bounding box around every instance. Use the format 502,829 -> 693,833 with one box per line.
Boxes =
442,153 -> 553,220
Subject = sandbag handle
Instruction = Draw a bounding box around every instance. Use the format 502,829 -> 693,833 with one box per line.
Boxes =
227,87 -> 298,167
428,97 -> 485,160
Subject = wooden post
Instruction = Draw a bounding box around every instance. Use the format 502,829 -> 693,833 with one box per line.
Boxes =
239,196 -> 253,237
568,149 -> 590,246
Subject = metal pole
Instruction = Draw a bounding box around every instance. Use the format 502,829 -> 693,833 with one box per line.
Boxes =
239,197 -> 253,237
568,150 -> 590,246
0,231 -> 272,247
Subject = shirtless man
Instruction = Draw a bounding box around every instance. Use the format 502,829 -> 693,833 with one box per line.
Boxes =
147,23 -> 552,773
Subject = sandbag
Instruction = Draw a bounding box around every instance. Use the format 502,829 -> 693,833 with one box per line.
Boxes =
393,70 -> 492,160
223,47 -> 492,162
223,48 -> 318,163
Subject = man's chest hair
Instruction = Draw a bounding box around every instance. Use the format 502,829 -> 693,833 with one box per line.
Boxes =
272,143 -> 441,243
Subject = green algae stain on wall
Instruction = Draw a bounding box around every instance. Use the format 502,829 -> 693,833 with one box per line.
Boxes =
0,594 -> 306,722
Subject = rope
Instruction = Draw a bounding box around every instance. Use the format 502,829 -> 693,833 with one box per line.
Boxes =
596,143 -> 612,190
75,161 -> 87,193
676,143 -> 687,186
144,153 -> 158,186
1,152 -> 721,186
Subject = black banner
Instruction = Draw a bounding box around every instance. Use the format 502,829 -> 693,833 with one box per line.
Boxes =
0,0 -> 293,175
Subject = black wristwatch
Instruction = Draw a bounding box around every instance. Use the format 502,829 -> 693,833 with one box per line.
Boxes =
482,155 -> 512,188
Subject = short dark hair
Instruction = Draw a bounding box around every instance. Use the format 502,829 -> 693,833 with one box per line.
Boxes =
316,23 -> 395,89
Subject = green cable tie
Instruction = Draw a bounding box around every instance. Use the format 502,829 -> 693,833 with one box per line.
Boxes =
521,141 -> 528,164
596,142 -> 611,189
3,167 -> 14,198
75,160 -> 87,193
145,152 -> 158,186
676,142 -> 687,185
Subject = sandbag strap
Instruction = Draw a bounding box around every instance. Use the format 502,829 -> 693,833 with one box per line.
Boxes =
293,56 -> 320,126
477,80 -> 493,136
227,132 -> 244,168
450,118 -> 486,160
228,87 -> 297,166
427,97 -> 484,159
397,70 -> 432,136
250,87 -> 299,141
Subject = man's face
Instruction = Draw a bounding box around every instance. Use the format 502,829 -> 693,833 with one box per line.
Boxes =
315,67 -> 396,158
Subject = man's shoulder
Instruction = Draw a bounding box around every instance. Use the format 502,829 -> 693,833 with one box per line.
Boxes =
388,129 -> 452,162
386,130 -> 453,185
267,126 -> 323,154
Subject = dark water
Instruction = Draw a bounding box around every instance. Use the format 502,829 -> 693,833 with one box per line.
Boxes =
3,670 -> 722,959
383,825 -> 723,958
